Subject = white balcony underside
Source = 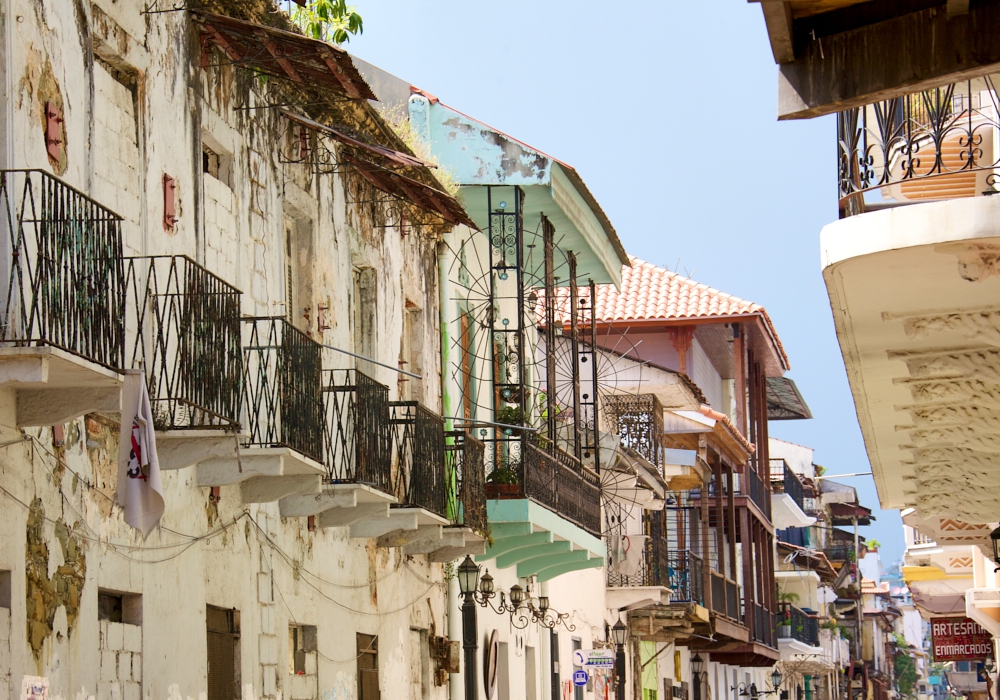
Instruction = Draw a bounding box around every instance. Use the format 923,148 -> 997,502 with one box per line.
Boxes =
771,493 -> 817,530
196,447 -> 325,503
821,194 -> 1000,522
0,346 -> 122,426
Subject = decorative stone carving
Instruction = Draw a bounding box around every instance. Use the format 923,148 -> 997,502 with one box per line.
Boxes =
897,377 -> 1000,405
890,347 -> 1000,383
935,242 -> 1000,282
897,309 -> 1000,346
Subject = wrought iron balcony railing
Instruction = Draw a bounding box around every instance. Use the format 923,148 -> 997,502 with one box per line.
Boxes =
603,393 -> 665,467
744,469 -> 771,520
838,77 -> 1000,216
779,603 -> 819,647
390,401 -> 448,518
606,539 -> 705,607
770,462 -> 805,511
0,169 -> 125,369
126,256 -> 242,430
322,369 -> 392,493
523,440 -> 601,538
242,317 -> 324,464
446,430 -> 487,534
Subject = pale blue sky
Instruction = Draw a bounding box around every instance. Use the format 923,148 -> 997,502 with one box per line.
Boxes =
348,1 -> 900,565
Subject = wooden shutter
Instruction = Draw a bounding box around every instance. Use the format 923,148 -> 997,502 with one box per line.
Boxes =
357,633 -> 379,700
207,606 -> 238,700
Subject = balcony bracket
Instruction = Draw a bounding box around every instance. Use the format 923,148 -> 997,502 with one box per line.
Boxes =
279,483 -> 397,518
426,528 -> 488,562
241,474 -> 321,503
156,431 -> 239,471
196,448 -> 325,487
606,586 -> 671,612
317,503 -> 389,529
376,508 -> 449,548
0,347 -> 124,426
349,510 -> 419,539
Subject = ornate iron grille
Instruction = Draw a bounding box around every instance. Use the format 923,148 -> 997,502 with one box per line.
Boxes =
779,603 -> 819,647
0,169 -> 125,369
446,430 -> 487,533
602,394 -> 664,467
522,440 -> 601,537
837,77 -> 1000,216
242,317 -> 324,463
125,256 -> 242,430
390,401 -> 447,518
322,369 -> 391,493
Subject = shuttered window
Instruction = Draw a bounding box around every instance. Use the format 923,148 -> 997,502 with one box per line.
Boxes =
207,606 -> 239,700
357,633 -> 379,700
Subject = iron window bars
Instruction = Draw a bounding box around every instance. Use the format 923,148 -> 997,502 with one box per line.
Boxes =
389,401 -> 448,518
125,256 -> 242,430
322,368 -> 392,492
0,169 -> 125,370
242,317 -> 324,464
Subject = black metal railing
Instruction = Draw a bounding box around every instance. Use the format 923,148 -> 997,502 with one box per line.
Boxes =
770,462 -> 805,510
523,440 -> 601,538
779,604 -> 819,646
838,78 -> 1000,216
603,394 -> 664,467
390,401 -> 447,518
126,256 -> 242,430
745,469 -> 771,519
753,603 -> 777,648
323,369 -> 392,493
0,169 -> 125,369
824,545 -> 855,562
710,571 -> 742,622
668,550 -> 704,605
606,539 -> 705,606
242,317 -> 324,464
446,430 -> 487,533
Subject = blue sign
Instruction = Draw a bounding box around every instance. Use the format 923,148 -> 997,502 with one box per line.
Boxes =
573,670 -> 589,687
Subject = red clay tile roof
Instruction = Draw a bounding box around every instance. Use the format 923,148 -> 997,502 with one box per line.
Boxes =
591,258 -> 789,369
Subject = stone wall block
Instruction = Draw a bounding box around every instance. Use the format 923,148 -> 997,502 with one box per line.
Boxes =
131,653 -> 142,683
97,680 -> 121,700
108,622 -> 125,650
0,610 -> 10,639
101,650 -> 118,681
304,653 -> 316,676
117,651 -> 131,680
123,624 -> 141,653
259,634 -> 278,665
261,605 -> 274,636
262,665 -> 277,696
257,573 -> 272,604
123,682 -> 140,700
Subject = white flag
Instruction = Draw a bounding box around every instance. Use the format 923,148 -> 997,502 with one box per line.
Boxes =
116,371 -> 164,536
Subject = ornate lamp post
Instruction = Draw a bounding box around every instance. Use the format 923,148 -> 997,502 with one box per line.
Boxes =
611,619 -> 628,700
457,556 -> 480,700
692,654 -> 705,700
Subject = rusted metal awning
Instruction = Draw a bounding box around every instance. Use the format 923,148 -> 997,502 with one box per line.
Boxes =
282,110 -> 429,169
342,152 -> 476,229
192,11 -> 376,101
765,376 -> 812,421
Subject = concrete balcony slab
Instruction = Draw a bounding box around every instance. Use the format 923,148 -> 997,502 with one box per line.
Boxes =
349,509 -> 419,539
426,529 -> 488,562
606,586 -> 671,612
0,346 -> 123,426
376,508 -> 450,548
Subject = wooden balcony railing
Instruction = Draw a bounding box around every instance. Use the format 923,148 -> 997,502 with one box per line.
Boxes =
710,571 -> 742,622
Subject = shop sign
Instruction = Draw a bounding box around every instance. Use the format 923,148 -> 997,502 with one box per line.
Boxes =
572,649 -> 615,668
930,617 -> 992,661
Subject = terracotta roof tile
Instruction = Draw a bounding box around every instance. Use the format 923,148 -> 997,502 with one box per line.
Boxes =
592,258 -> 762,322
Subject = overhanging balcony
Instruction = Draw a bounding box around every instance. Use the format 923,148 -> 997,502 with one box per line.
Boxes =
826,77 -> 1000,523
125,255 -> 243,471
423,430 -> 488,562
769,461 -> 815,531
0,170 -> 125,425
778,603 -> 820,652
197,317 -> 324,502
479,439 -> 604,582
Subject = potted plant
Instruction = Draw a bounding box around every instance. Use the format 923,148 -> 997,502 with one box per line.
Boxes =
496,405 -> 524,435
777,590 -> 799,637
485,462 -> 521,499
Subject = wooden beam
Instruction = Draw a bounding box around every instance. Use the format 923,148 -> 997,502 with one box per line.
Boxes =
201,25 -> 242,63
777,2 -> 1000,119
261,39 -> 303,83
759,1 -> 795,64
321,52 -> 362,99
947,0 -> 970,18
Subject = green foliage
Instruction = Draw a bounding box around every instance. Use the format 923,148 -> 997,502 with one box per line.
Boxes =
776,589 -> 801,605
868,539 -> 882,549
375,104 -> 460,197
486,463 -> 520,485
894,649 -> 918,699
290,0 -> 363,44
496,405 -> 524,426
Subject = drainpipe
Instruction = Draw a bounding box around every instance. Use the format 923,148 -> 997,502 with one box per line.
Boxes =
448,575 -> 463,700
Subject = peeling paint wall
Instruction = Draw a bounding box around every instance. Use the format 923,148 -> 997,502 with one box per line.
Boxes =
0,1 -> 450,699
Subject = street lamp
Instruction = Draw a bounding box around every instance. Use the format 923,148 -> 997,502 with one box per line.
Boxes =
457,556 -> 481,700
692,654 -> 705,700
611,619 -> 628,700
990,526 -> 1000,572
733,671 -> 782,699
